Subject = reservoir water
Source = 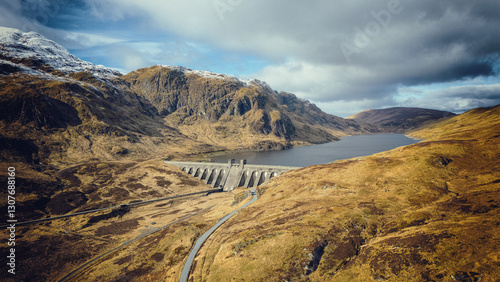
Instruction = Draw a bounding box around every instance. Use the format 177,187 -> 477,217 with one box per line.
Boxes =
212,134 -> 419,167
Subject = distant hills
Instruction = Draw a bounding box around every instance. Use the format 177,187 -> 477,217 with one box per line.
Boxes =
348,107 -> 456,133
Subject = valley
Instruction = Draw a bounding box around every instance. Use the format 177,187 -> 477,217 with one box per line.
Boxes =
1,27 -> 499,281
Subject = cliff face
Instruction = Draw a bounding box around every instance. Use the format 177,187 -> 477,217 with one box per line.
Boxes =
121,65 -> 376,151
0,72 -> 215,166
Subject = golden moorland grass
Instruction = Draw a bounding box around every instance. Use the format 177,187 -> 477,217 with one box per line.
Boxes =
0,158 -> 253,281
187,105 -> 500,281
1,103 -> 498,281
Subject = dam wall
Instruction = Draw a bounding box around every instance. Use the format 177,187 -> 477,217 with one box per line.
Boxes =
164,159 -> 300,191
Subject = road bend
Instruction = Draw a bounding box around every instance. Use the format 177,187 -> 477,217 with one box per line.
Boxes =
180,188 -> 257,282
58,206 -> 214,282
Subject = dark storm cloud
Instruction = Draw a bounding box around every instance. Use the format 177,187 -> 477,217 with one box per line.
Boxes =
434,84 -> 500,100
0,0 -> 121,50
1,0 -> 499,115
396,83 -> 500,114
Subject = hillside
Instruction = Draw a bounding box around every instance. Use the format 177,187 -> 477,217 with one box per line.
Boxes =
409,105 -> 500,141
0,158 -> 244,281
0,28 -> 378,281
347,107 -> 456,133
121,65 -> 376,151
0,27 -> 218,167
187,105 -> 500,281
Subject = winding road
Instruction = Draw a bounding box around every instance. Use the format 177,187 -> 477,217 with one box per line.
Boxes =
180,188 -> 257,282
58,206 -> 214,282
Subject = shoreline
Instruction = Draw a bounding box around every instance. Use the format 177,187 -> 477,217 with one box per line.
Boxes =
188,133 -> 420,166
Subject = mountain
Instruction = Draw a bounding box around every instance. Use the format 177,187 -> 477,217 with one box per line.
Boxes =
0,27 -> 375,166
0,27 -> 216,167
121,65 -> 377,151
0,27 -> 120,77
347,107 -> 456,133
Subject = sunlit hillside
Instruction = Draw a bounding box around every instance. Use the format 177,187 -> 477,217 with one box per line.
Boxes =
188,105 -> 500,281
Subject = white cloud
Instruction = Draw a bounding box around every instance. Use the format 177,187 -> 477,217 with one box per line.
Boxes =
396,83 -> 500,113
253,60 -> 397,102
64,32 -> 123,49
2,0 -> 500,115
81,0 -> 500,114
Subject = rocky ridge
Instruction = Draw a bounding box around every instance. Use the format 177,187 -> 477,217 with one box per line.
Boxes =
122,65 -> 376,150
0,28 -> 212,166
0,26 -> 121,77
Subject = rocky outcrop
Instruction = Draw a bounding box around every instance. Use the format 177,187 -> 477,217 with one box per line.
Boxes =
121,65 -> 376,148
0,90 -> 81,129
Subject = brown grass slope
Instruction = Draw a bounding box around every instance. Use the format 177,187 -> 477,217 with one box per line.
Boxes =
0,71 -> 218,167
121,66 -> 377,151
0,158 -> 245,281
348,107 -> 456,133
189,105 -> 500,281
0,64 -> 230,282
0,66 -> 244,281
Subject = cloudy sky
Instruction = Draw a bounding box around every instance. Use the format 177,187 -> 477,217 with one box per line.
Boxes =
1,0 -> 500,117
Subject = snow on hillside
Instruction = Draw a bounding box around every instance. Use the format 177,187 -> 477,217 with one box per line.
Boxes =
0,27 -> 121,77
159,65 -> 274,91
0,26 -> 277,93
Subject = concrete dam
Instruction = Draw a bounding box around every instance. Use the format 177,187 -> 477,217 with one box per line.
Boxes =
164,159 -> 300,191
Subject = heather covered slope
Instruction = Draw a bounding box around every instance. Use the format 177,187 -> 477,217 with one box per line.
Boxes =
0,159 -> 241,281
121,65 -> 376,151
348,107 -> 456,133
410,104 -> 500,140
188,105 -> 500,281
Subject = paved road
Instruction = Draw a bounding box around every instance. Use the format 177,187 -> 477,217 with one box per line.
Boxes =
1,189 -> 219,228
180,188 -> 257,282
57,206 -> 214,282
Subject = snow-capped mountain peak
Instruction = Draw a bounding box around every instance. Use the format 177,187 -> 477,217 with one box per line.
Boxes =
0,27 -> 121,77
158,64 -> 273,90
